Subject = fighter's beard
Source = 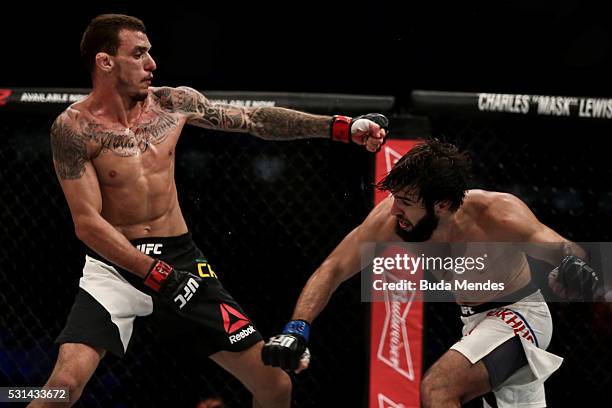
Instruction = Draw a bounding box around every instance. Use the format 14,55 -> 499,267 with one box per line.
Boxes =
395,210 -> 439,242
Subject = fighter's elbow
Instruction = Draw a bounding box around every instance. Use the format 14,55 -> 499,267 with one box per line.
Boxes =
318,259 -> 353,291
73,216 -> 100,243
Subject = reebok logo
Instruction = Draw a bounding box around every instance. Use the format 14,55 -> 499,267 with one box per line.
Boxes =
220,303 -> 255,343
229,325 -> 255,344
136,243 -> 163,255
220,303 -> 251,333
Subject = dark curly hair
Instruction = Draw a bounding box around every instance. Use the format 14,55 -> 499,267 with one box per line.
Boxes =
376,138 -> 472,211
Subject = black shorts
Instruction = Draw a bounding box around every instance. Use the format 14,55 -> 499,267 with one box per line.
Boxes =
56,233 -> 262,358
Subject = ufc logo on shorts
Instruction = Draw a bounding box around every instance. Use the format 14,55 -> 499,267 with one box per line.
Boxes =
174,278 -> 199,309
269,336 -> 296,348
461,306 -> 475,315
137,243 -> 163,255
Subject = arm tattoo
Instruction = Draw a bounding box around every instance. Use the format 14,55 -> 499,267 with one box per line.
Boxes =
50,117 -> 88,180
246,107 -> 331,140
189,103 -> 251,131
154,86 -> 202,114
167,86 -> 332,140
192,105 -> 331,140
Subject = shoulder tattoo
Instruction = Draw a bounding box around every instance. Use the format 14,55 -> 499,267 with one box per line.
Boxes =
50,117 -> 88,180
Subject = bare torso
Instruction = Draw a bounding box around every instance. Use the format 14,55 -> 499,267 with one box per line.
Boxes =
66,88 -> 188,239
375,190 -> 531,304
52,84 -> 357,277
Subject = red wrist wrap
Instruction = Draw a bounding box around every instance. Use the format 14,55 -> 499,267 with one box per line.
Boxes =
331,115 -> 352,143
144,260 -> 173,292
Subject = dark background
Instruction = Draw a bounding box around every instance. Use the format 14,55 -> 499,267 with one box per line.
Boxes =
2,2 -> 612,407
3,1 -> 612,98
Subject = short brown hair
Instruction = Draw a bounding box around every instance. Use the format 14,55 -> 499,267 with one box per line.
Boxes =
80,14 -> 146,73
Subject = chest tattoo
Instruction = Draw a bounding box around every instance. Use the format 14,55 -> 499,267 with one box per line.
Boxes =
83,107 -> 179,157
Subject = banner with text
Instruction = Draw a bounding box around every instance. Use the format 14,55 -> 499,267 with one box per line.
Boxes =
370,140 -> 423,408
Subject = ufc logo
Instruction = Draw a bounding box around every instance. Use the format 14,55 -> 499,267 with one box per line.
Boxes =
461,306 -> 474,315
269,335 -> 296,348
137,243 -> 163,255
174,278 -> 200,309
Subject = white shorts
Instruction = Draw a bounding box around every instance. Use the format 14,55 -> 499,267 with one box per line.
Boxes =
450,290 -> 563,408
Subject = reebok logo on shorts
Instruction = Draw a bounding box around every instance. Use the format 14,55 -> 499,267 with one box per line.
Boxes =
229,325 -> 255,344
220,303 -> 256,344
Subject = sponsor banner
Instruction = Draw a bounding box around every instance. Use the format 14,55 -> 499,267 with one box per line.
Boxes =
0,88 -> 394,114
18,91 -> 89,104
412,90 -> 612,120
370,140 -> 423,408
377,393 -> 406,408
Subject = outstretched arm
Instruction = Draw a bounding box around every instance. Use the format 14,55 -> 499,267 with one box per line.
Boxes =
261,198 -> 393,372
153,86 -> 387,151
292,198 -> 393,322
292,226 -> 367,323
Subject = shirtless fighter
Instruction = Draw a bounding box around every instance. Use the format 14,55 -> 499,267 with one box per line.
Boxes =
262,139 -> 601,407
30,14 -> 387,408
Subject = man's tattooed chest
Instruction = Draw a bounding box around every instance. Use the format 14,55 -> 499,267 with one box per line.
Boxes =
81,109 -> 180,157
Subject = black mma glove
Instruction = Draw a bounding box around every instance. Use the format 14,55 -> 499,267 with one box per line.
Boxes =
331,113 -> 389,143
549,255 -> 602,301
144,259 -> 204,310
262,320 -> 311,371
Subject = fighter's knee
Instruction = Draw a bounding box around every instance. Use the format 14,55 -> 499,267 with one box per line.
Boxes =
255,369 -> 292,406
420,370 -> 457,408
268,370 -> 292,402
420,372 -> 441,407
28,373 -> 84,408
46,372 -> 86,403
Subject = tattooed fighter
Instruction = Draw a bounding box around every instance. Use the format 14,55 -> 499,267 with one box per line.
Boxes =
30,14 -> 387,408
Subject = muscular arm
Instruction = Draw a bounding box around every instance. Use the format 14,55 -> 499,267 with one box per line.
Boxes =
154,86 -> 332,140
51,114 -> 153,278
291,200 -> 392,323
487,193 -> 586,265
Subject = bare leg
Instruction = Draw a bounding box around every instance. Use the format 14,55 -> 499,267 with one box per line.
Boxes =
210,341 -> 291,408
421,349 -> 490,408
28,343 -> 105,408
